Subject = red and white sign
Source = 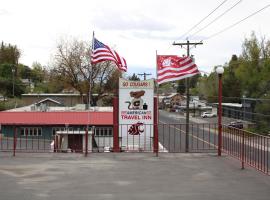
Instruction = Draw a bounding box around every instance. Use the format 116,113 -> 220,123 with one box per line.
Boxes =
119,78 -> 154,150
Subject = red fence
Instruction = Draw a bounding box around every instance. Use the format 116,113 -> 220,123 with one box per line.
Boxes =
222,125 -> 270,175
1,123 -> 219,154
158,123 -> 218,152
1,123 -> 269,175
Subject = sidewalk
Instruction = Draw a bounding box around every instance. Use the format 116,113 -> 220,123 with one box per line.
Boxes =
0,153 -> 269,200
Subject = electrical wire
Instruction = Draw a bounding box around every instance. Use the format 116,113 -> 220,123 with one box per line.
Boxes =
177,0 -> 228,41
205,4 -> 270,40
164,1 -> 227,56
189,0 -> 242,39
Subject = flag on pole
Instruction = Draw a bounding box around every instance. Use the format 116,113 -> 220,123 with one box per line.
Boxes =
157,55 -> 199,84
91,38 -> 127,72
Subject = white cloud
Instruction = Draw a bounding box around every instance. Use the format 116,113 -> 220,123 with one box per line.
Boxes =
92,12 -> 174,31
0,9 -> 10,15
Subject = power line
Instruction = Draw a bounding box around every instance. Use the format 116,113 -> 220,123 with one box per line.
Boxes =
205,4 -> 270,40
177,0 -> 228,40
189,0 -> 242,39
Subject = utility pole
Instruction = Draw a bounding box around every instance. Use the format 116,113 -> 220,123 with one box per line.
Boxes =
173,40 -> 203,152
138,72 -> 152,80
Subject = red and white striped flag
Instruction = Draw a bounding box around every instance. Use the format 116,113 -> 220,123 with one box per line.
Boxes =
157,55 -> 199,84
91,38 -> 127,72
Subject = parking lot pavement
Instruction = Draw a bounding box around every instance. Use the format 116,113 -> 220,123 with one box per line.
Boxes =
0,153 -> 269,200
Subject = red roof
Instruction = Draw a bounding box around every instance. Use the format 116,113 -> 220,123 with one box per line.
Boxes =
0,112 -> 113,125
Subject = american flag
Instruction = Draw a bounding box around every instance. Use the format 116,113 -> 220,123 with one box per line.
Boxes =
157,55 -> 199,84
91,38 -> 127,72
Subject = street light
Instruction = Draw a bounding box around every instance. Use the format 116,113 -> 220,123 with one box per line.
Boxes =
216,66 -> 224,156
12,68 -> 15,97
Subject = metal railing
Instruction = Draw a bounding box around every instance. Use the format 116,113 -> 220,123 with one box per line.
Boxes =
222,126 -> 269,175
0,127 -> 114,155
1,124 -> 218,154
158,123 -> 218,152
1,124 -> 269,176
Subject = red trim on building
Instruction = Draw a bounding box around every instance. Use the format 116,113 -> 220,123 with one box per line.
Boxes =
0,112 -> 113,125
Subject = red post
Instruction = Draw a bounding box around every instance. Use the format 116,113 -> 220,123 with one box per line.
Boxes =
241,131 -> 245,169
54,135 -> 59,153
92,128 -> 95,152
154,97 -> 159,156
13,127 -> 17,157
54,135 -> 57,153
85,127 -> 88,157
113,97 -> 120,152
218,74 -> 223,156
25,128 -> 28,150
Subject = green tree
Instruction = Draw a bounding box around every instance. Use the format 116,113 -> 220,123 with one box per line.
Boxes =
0,42 -> 23,97
128,73 -> 140,81
176,80 -> 185,94
0,41 -> 20,65
222,55 -> 241,102
31,62 -> 45,83
53,38 -> 120,106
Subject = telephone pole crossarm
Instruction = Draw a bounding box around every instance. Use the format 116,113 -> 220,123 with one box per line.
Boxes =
138,72 -> 152,81
173,41 -> 203,46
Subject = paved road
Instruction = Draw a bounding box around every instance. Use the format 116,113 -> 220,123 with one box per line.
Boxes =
158,110 -> 270,173
158,110 -> 218,152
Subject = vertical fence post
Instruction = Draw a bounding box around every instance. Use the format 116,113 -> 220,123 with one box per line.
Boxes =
113,97 -> 120,152
267,137 -> 269,175
218,73 -> 223,156
241,131 -> 245,169
85,126 -> 88,157
154,97 -> 159,156
54,134 -> 59,153
54,135 -> 56,153
13,126 -> 17,157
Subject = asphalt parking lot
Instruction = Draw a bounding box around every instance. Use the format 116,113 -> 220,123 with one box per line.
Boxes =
0,153 -> 269,200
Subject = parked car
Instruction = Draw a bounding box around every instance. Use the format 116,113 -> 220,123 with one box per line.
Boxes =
228,121 -> 244,129
201,112 -> 216,118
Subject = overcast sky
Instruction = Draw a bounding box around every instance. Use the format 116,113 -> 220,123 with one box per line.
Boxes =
1,0 -> 270,77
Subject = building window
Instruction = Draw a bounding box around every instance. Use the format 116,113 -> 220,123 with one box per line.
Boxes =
52,127 -> 75,136
94,127 -> 113,137
20,127 -> 42,136
20,128 -> 25,136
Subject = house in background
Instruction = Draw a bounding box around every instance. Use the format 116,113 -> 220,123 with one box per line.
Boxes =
21,93 -> 86,107
0,110 -> 113,152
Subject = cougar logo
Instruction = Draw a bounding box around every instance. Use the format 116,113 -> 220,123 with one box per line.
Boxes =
128,122 -> 144,135
162,58 -> 171,67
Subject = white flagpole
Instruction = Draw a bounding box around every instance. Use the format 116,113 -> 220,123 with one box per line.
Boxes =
89,31 -> 95,109
156,50 -> 159,124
